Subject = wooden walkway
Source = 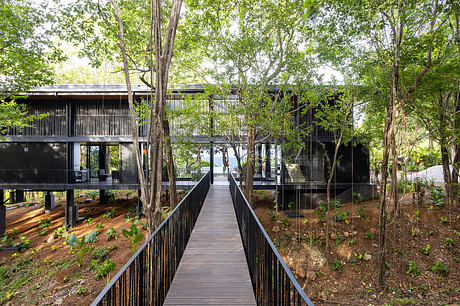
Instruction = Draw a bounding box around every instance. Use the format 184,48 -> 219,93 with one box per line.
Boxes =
163,182 -> 256,305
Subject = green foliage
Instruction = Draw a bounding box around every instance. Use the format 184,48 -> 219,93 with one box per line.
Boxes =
353,192 -> 363,203
83,217 -> 94,225
106,228 -> 119,240
430,187 -> 444,207
76,287 -> 87,295
52,226 -> 68,239
428,261 -> 449,274
90,259 -> 116,285
37,218 -> 54,236
444,238 -> 455,248
65,232 -> 98,267
91,247 -> 109,261
317,200 -> 342,218
280,217 -> 290,227
420,244 -> 430,255
121,224 -> 144,255
103,208 -> 117,219
440,216 -> 448,224
331,259 -> 343,272
96,223 -> 104,230
161,206 -> 172,220
357,207 -> 365,221
12,236 -> 30,252
332,209 -> 350,222
365,232 -> 374,240
406,261 -> 420,276
0,228 -> 18,247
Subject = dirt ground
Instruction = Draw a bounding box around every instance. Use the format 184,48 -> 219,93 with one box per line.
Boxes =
254,189 -> 460,305
0,190 -> 184,305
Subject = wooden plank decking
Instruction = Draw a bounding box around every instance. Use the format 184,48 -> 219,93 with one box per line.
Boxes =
163,181 -> 256,305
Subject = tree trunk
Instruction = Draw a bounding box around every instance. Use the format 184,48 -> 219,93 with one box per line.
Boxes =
245,125 -> 256,205
164,118 -> 177,208
391,129 -> 399,217
230,142 -> 244,190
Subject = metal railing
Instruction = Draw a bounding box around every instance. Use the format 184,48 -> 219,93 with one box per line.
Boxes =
91,171 -> 211,306
228,172 -> 314,306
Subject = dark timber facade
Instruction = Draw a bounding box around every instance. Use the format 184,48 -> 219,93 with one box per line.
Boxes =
0,84 -> 372,234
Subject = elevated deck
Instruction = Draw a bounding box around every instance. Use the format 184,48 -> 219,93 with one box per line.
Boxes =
163,179 -> 256,305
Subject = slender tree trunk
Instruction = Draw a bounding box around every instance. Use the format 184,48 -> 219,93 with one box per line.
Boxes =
231,142 -> 244,189
245,125 -> 256,205
391,129 -> 399,217
164,119 -> 177,208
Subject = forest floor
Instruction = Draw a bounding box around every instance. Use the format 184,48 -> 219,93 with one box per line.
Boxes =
0,190 -> 185,305
253,189 -> 460,305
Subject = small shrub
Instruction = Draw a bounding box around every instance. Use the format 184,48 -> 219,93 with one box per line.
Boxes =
106,228 -> 119,240
65,232 -> 98,267
353,192 -> 363,203
347,239 -> 355,245
415,210 -> 420,221
91,247 -> 109,261
420,244 -> 430,255
440,216 -> 448,224
107,243 -> 118,250
91,259 -> 116,285
406,261 -> 420,276
103,208 -> 117,219
428,261 -> 449,274
50,245 -> 57,252
430,187 -> 444,207
445,238 -> 455,247
76,287 -> 87,295
83,217 -> 94,225
331,259 -> 343,272
357,207 -> 365,220
53,226 -> 68,239
332,209 -> 350,222
280,217 -> 290,227
96,223 -> 104,230
365,232 -> 374,240
122,224 -> 144,255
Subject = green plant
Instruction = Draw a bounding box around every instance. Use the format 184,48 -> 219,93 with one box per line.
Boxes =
161,206 -> 172,220
125,205 -> 137,218
52,226 -> 68,239
430,187 -> 444,207
96,222 -> 104,230
50,245 -> 57,252
406,261 -> 420,276
331,259 -> 343,272
76,287 -> 87,295
12,236 -> 30,252
122,224 -> 144,255
332,209 -> 350,222
37,217 -> 54,236
357,207 -> 365,220
103,208 -> 117,219
353,192 -> 363,203
90,259 -> 116,285
414,210 -> 420,221
83,217 -> 94,225
428,261 -> 449,274
445,238 -> 455,247
347,238 -> 355,245
106,228 -> 119,240
440,216 -> 448,224
420,244 -> 430,255
0,228 -> 18,247
65,232 -> 97,267
91,247 -> 109,261
107,243 -> 118,250
280,217 -> 290,227
365,231 -> 374,240
270,210 -> 281,221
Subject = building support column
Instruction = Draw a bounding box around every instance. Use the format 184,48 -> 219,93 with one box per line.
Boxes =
13,190 -> 25,203
0,190 -> 5,236
136,189 -> 143,216
65,190 -> 78,228
100,190 -> 108,204
265,143 -> 271,178
257,144 -> 263,176
45,191 -> 55,212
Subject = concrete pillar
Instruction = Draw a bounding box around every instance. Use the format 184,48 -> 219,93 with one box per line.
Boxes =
210,143 -> 214,184
45,191 -> 55,212
65,190 -> 78,228
257,144 -> 263,176
14,190 -> 25,203
136,189 -> 143,216
100,190 -> 108,204
265,143 -> 271,178
0,190 -> 5,236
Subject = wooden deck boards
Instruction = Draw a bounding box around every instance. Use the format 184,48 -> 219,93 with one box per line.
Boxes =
163,184 -> 256,306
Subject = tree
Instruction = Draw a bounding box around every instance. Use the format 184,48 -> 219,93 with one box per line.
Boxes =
0,0 -> 62,134
315,0 -> 450,287
185,0 -> 316,204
